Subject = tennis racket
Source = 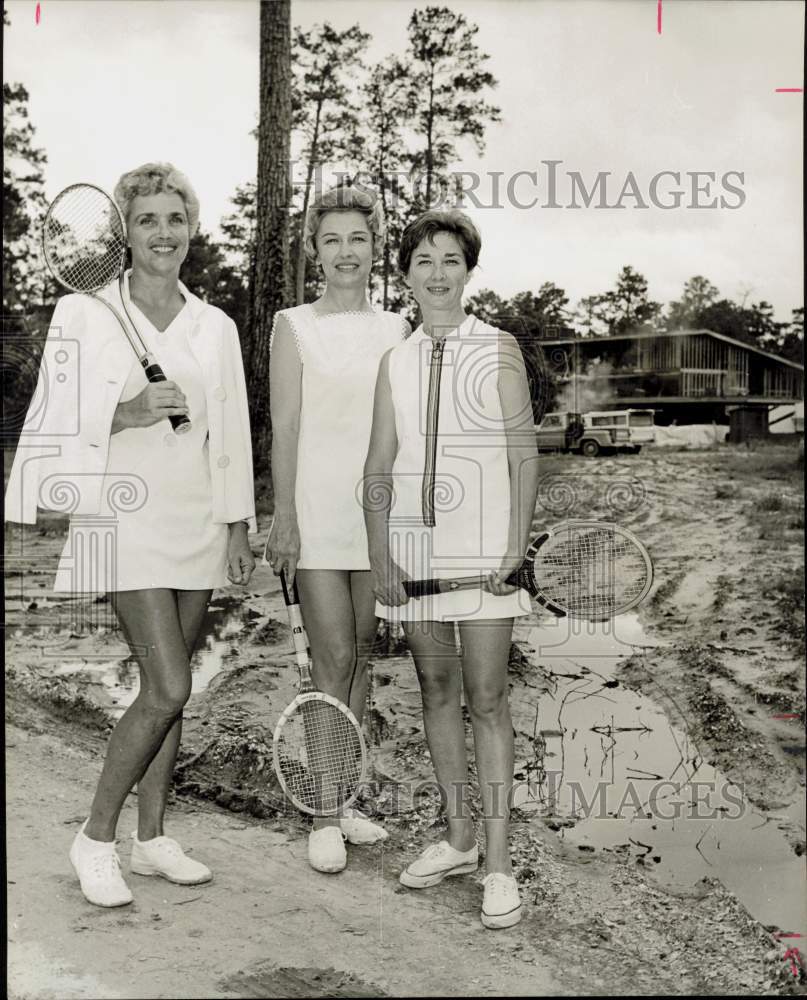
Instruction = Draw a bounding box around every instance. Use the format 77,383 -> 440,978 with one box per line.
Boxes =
402,520 -> 653,621
42,182 -> 190,434
273,570 -> 368,815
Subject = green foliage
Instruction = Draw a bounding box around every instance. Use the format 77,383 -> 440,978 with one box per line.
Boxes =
3,82 -> 55,315
666,278 -> 802,358
403,6 -> 501,210
182,231 -> 250,337
291,21 -> 370,304
360,56 -> 416,310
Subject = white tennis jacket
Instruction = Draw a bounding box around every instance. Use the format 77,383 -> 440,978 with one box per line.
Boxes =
4,277 -> 257,531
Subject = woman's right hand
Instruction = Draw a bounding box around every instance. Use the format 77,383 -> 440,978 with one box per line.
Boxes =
265,512 -> 301,583
370,553 -> 411,607
118,381 -> 188,429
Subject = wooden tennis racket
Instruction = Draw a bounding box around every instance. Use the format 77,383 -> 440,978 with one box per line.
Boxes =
273,570 -> 368,815
402,520 -> 654,621
42,182 -> 190,434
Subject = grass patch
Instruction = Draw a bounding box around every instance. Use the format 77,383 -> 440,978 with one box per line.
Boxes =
712,573 -> 733,611
760,567 -> 806,656
718,443 -> 803,483
753,493 -> 790,513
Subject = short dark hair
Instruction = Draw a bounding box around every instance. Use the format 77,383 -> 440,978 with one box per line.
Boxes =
398,209 -> 481,274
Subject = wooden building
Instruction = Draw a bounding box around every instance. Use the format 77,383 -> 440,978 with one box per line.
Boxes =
541,329 -> 803,430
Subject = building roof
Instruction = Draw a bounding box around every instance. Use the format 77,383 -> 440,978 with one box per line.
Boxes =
544,328 -> 804,372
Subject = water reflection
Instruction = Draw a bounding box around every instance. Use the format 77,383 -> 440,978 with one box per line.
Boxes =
511,615 -> 806,937
52,597 -> 258,716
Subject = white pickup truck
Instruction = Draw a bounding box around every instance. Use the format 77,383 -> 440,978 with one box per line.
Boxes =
535,409 -> 656,456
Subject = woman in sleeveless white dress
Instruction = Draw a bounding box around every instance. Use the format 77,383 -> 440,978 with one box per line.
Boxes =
364,210 -> 539,929
264,182 -> 406,872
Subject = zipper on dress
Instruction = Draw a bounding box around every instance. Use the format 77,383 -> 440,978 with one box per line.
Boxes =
422,338 -> 445,526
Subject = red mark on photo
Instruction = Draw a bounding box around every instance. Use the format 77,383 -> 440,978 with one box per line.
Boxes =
775,88 -> 804,93
783,947 -> 804,978
657,0 -> 662,35
771,713 -> 800,720
35,2 -> 41,24
773,933 -> 805,978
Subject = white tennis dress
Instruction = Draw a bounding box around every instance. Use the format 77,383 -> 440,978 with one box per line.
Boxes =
53,299 -> 229,593
376,314 -> 532,623
272,304 -> 407,569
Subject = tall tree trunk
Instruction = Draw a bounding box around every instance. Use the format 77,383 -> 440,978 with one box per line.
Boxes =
424,67 -> 435,207
295,121 -> 321,306
247,0 -> 292,470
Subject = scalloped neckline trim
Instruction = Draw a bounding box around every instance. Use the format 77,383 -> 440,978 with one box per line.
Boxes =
308,303 -> 378,319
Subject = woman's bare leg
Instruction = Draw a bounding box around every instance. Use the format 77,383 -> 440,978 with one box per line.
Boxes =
136,589 -> 212,840
295,569 -> 374,831
84,589 -> 193,843
457,618 -> 515,875
403,621 -> 476,852
348,570 -> 379,723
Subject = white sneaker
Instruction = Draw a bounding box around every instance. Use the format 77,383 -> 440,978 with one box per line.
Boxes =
481,872 -> 523,929
340,807 -> 389,845
399,840 -> 479,889
69,821 -> 133,908
130,833 -> 212,885
308,826 -> 347,873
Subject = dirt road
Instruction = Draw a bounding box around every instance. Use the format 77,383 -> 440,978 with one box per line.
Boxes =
5,443 -> 806,997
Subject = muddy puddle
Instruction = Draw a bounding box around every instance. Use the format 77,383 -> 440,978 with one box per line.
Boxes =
55,594 -> 805,940
49,596 -> 260,717
510,614 -> 806,938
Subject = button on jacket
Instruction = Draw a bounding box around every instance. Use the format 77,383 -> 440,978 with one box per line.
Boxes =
5,277 -> 256,532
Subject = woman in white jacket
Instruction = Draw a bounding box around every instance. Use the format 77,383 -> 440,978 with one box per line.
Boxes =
5,162 -> 256,907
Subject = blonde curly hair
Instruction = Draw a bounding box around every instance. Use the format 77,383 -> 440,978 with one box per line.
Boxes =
113,162 -> 200,236
303,179 -> 385,261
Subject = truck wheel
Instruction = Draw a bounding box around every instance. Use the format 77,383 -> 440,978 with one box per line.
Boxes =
581,439 -> 600,457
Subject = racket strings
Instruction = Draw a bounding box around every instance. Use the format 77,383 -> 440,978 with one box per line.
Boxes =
276,698 -> 363,813
536,528 -> 650,617
44,186 -> 125,292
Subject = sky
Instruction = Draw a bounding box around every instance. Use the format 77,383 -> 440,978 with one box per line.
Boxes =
4,0 -> 804,321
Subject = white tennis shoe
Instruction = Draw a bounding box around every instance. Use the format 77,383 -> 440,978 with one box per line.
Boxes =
308,826 -> 347,873
399,840 -> 479,888
339,808 -> 389,845
130,832 -> 212,885
481,872 -> 523,929
69,821 -> 133,907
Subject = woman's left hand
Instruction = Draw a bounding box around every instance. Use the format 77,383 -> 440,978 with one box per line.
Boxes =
485,551 -> 523,596
227,523 -> 256,586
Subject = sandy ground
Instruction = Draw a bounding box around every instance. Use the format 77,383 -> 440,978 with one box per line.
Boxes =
4,442 -> 806,997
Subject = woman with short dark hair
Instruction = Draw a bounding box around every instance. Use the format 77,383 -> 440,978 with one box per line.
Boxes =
364,208 -> 539,929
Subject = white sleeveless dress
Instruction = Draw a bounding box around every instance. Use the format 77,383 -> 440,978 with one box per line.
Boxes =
271,304 -> 407,569
376,314 -> 532,622
53,299 -> 229,592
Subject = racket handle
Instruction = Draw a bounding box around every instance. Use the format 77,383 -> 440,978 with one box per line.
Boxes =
403,565 -> 532,599
402,578 -> 445,598
142,360 -> 192,435
280,568 -> 301,606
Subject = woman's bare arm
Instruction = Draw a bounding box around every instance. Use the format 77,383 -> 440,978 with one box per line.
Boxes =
490,332 -> 539,593
363,350 -> 409,605
266,315 -> 303,581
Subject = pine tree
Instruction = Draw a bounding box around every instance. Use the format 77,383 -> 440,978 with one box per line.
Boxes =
403,6 -> 501,211
247,0 -> 293,465
291,22 -> 369,304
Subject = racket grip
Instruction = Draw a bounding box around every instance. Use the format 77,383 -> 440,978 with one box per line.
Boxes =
143,360 -> 192,435
402,579 -> 443,598
280,568 -> 301,606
